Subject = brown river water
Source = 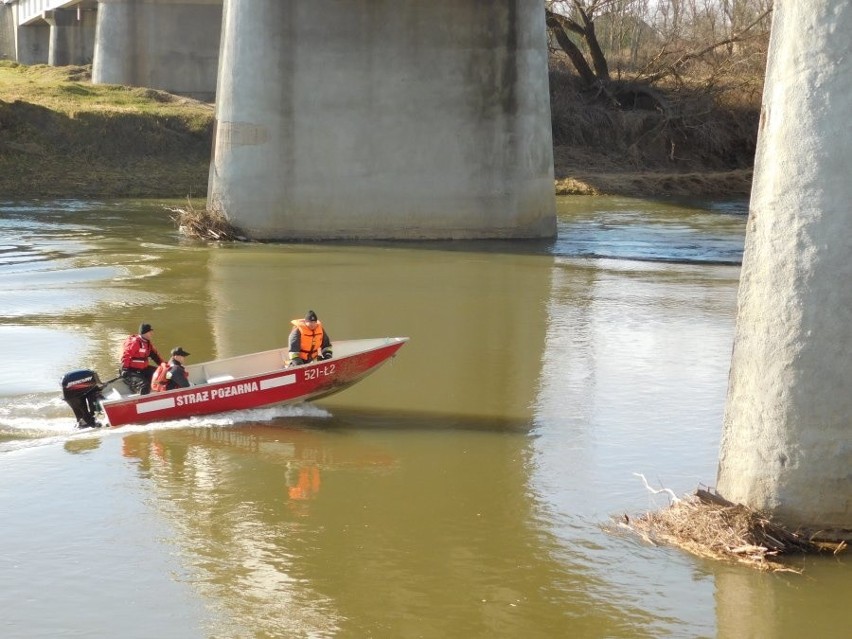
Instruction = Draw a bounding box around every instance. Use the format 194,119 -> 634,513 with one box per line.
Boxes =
0,197 -> 848,638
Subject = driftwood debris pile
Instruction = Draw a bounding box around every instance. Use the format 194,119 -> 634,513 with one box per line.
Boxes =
166,200 -> 246,242
623,486 -> 846,572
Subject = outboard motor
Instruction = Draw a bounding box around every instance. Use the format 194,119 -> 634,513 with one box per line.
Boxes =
61,369 -> 104,429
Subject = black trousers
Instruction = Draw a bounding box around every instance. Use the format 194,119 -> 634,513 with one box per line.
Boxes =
122,365 -> 157,395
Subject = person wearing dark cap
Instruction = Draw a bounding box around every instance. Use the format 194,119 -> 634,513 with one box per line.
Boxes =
151,347 -> 192,392
288,310 -> 332,366
119,323 -> 163,395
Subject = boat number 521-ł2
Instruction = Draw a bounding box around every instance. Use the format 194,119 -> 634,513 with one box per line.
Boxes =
304,363 -> 336,380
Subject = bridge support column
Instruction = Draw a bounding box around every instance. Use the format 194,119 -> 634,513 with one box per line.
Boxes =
45,8 -> 96,66
92,0 -> 222,100
717,0 -> 852,539
15,23 -> 49,65
208,0 -> 556,240
0,5 -> 14,61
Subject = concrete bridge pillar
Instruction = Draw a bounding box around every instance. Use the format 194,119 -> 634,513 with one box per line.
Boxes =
717,0 -> 852,539
0,5 -> 14,61
15,22 -> 49,66
45,8 -> 96,66
208,0 -> 556,240
92,0 -> 222,100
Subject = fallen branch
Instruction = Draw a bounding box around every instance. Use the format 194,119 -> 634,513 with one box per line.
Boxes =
165,199 -> 248,242
634,472 -> 681,505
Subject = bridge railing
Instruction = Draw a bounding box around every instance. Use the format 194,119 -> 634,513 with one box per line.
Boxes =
15,0 -> 76,25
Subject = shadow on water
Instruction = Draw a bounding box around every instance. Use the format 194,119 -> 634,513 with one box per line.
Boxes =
164,194 -> 748,266
63,436 -> 103,455
261,195 -> 749,266
319,237 -> 559,257
300,406 -> 536,433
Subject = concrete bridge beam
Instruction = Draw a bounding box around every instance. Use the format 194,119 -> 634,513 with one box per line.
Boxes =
92,0 -> 222,100
717,0 -> 852,539
208,0 -> 556,240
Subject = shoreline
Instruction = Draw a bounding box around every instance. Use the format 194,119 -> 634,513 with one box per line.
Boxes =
554,168 -> 753,198
0,165 -> 753,202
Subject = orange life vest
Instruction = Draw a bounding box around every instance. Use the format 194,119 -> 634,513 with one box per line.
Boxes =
291,318 -> 325,361
150,361 -> 170,392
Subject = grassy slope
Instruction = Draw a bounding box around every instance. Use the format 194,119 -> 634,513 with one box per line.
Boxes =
0,62 -> 213,198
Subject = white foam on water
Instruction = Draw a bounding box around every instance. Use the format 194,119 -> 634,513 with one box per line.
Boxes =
0,394 -> 73,432
113,401 -> 331,431
0,393 -> 332,455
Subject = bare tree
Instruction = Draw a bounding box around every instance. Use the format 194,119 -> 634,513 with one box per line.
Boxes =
639,4 -> 772,84
546,1 -> 770,171
546,1 -> 611,86
546,0 -> 772,89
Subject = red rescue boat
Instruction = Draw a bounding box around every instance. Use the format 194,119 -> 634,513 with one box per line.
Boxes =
66,337 -> 408,428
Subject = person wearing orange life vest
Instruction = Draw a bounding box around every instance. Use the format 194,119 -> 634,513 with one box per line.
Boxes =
288,310 -> 332,366
151,347 -> 191,392
120,323 -> 163,395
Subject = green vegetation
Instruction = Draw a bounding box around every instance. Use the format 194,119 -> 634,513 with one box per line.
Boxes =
0,62 -> 213,198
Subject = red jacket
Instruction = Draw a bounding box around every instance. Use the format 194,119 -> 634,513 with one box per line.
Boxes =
121,334 -> 162,370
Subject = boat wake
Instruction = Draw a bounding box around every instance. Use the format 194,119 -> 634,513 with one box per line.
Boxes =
0,392 -> 331,455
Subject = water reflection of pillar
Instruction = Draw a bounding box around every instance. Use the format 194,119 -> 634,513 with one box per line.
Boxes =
135,426 -> 643,636
714,566 -> 852,639
714,569 -> 780,639
306,430 -> 640,635
207,245 -> 554,421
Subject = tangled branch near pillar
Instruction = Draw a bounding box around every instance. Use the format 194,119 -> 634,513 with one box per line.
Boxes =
619,486 -> 847,572
166,200 -> 247,242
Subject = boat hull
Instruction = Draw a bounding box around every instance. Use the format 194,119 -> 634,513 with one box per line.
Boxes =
100,337 -> 407,427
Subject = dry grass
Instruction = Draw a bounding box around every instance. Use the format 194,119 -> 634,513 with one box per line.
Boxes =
548,65 -> 760,176
554,165 -> 753,197
621,489 -> 847,572
165,199 -> 247,242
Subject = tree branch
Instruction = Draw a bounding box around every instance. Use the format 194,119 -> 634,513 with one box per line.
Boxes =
546,9 -> 597,86
642,8 -> 773,84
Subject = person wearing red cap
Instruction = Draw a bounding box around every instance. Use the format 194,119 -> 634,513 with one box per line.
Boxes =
119,323 -> 163,394
288,310 -> 333,366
